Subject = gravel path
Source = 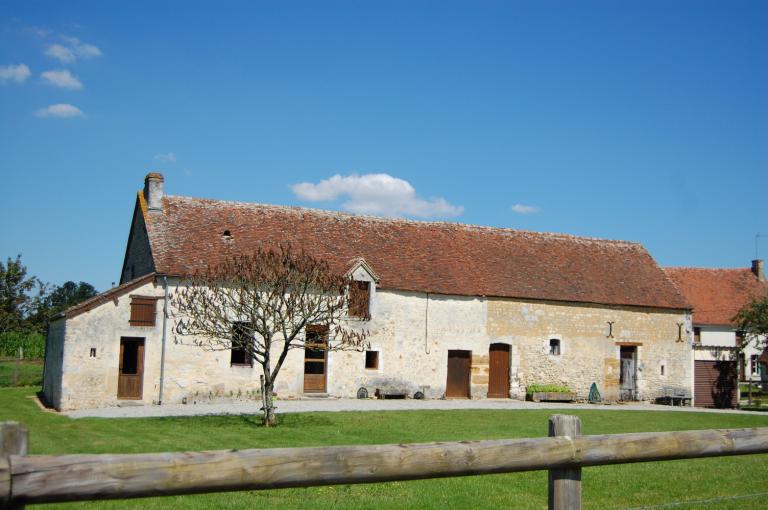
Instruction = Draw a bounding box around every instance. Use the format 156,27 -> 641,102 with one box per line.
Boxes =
64,398 -> 766,419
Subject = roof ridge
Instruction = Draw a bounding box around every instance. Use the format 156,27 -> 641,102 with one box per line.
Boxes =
163,194 -> 643,247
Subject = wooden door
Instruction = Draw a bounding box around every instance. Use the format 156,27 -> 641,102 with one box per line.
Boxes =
619,346 -> 636,401
117,337 -> 145,400
446,350 -> 471,398
487,343 -> 510,398
304,326 -> 328,393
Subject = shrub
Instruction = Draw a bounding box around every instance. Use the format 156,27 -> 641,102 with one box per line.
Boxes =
526,383 -> 571,396
0,332 -> 46,358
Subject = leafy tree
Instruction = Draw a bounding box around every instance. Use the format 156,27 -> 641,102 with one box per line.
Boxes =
0,255 -> 45,334
732,292 -> 768,345
170,245 -> 369,427
1,255 -> 99,334
30,281 -> 99,328
732,291 -> 768,405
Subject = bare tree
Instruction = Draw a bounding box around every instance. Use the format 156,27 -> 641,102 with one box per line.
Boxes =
170,245 -> 369,426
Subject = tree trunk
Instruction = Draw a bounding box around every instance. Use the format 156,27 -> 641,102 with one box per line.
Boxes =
260,375 -> 277,427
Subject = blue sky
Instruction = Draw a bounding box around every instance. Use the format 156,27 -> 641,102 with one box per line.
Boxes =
1,1 -> 766,292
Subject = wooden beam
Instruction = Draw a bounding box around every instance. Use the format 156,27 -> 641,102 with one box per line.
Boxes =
3,424 -> 768,506
548,414 -> 581,510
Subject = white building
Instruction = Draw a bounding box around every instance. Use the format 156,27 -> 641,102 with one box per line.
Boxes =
665,262 -> 767,407
43,173 -> 694,410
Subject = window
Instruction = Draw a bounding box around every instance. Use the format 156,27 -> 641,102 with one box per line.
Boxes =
130,297 -> 157,327
549,338 -> 561,356
305,325 -> 329,349
89,348 -> 97,358
693,327 -> 701,343
660,364 -> 665,376
349,280 -> 371,319
365,350 -> 379,369
736,331 -> 745,347
751,355 -> 759,374
230,322 -> 253,366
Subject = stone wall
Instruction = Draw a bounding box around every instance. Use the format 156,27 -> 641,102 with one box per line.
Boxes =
50,279 -> 692,410
42,318 -> 65,408
487,298 -> 692,401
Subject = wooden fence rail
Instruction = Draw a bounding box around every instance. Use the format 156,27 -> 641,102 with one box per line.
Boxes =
2,416 -> 768,509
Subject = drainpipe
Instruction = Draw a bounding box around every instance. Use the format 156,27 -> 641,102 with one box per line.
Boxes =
158,276 -> 169,405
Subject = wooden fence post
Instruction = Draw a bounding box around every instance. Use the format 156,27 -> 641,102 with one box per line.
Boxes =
1,421 -> 28,509
548,414 -> 581,510
13,348 -> 22,387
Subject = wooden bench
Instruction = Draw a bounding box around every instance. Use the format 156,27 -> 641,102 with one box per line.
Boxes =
375,389 -> 407,399
658,387 -> 692,406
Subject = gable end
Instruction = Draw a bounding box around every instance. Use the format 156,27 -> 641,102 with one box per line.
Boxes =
120,193 -> 156,284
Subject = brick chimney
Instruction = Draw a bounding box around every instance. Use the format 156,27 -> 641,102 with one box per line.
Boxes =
752,259 -> 765,282
143,172 -> 164,212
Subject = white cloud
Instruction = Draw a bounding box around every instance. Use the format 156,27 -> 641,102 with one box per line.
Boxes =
35,103 -> 85,118
41,69 -> 83,89
291,173 -> 464,219
153,152 -> 177,163
45,44 -> 76,63
45,36 -> 102,63
0,64 -> 31,84
511,204 -> 540,214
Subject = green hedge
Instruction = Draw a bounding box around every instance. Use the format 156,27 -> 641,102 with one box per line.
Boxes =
525,383 -> 571,396
0,332 -> 46,358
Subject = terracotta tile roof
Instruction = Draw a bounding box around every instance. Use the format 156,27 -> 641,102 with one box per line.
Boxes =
56,273 -> 156,320
664,267 -> 767,325
142,195 -> 690,310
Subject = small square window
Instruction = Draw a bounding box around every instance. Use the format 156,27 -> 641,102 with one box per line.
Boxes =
89,348 -> 97,358
365,350 -> 379,369
549,338 -> 561,356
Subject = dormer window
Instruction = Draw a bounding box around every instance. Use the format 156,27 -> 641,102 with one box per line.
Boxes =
349,280 -> 371,319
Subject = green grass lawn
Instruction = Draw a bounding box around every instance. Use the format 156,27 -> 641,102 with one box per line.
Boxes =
2,387 -> 768,509
0,359 -> 43,387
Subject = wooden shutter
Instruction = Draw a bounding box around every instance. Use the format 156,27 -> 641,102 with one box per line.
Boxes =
349,281 -> 370,319
130,297 -> 157,327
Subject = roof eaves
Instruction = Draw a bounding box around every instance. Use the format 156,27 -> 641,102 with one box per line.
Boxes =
57,273 -> 157,320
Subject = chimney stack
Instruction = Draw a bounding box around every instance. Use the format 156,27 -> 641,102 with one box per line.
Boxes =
143,173 -> 164,212
752,259 -> 765,282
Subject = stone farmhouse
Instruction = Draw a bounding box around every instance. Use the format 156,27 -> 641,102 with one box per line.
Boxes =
43,173 -> 694,411
665,262 -> 767,408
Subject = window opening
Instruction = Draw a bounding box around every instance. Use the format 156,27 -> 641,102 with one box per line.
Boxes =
231,322 -> 253,366
365,350 -> 379,369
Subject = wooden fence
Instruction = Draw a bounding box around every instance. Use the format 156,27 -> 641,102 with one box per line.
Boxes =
2,415 -> 768,509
